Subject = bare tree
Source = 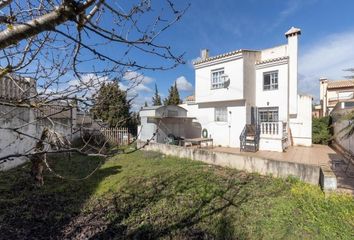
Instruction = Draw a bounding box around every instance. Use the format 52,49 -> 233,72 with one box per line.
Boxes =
0,0 -> 188,185
344,68 -> 354,79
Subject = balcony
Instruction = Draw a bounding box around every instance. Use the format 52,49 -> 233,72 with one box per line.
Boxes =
259,121 -> 288,152
328,93 -> 354,107
260,121 -> 287,139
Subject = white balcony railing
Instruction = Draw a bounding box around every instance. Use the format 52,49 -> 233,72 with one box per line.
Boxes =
260,121 -> 287,139
328,93 -> 354,105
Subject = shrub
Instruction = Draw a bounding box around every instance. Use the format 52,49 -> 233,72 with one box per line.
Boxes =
312,116 -> 331,144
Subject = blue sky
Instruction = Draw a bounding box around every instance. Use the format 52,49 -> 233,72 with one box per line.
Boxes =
113,0 -> 354,108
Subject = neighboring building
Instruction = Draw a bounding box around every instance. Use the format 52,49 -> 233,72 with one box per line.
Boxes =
319,78 -> 354,116
312,104 -> 322,118
178,27 -> 312,152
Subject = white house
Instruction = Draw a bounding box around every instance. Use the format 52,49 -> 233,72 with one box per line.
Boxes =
180,27 -> 312,152
319,78 -> 354,117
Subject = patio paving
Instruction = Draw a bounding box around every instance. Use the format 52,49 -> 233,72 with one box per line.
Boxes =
212,144 -> 334,167
210,144 -> 354,194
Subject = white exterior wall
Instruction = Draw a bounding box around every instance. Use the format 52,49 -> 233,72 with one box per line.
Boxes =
260,45 -> 287,60
182,101 -> 246,147
243,52 -> 260,106
195,55 -> 244,103
138,116 -> 157,142
287,34 -> 299,115
175,27 -> 312,152
255,63 -> 289,122
289,95 -> 312,146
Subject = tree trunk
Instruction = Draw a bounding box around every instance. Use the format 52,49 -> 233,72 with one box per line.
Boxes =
30,153 -> 45,187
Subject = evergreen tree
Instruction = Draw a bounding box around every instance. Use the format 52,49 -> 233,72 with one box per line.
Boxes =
92,82 -> 131,128
164,82 -> 182,105
152,83 -> 162,106
144,101 -> 148,107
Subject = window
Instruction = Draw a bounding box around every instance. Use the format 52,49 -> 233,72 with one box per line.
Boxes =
211,68 -> 225,89
215,107 -> 227,122
263,71 -> 278,90
258,107 -> 279,122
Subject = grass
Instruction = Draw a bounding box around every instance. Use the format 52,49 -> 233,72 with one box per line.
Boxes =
0,150 -> 353,239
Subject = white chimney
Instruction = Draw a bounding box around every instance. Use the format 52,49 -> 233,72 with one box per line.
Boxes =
285,27 -> 301,116
319,77 -> 328,117
201,49 -> 209,60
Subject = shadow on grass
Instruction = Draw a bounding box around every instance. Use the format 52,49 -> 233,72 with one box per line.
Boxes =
75,170 -> 290,240
0,154 -> 121,240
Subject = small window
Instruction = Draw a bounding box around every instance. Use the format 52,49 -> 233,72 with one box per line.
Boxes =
215,107 -> 227,122
211,68 -> 225,89
263,71 -> 278,91
258,107 -> 279,122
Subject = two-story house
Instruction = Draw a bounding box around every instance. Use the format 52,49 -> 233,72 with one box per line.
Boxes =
319,78 -> 354,116
181,27 -> 312,152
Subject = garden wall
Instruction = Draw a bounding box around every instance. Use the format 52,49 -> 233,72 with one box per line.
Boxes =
137,141 -> 321,185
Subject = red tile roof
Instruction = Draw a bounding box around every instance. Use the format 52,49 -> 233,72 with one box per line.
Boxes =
327,79 -> 354,89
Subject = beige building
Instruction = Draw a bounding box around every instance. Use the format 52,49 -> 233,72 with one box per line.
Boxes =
319,78 -> 354,116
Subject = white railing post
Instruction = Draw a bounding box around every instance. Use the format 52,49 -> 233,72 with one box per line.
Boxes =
260,121 -> 287,139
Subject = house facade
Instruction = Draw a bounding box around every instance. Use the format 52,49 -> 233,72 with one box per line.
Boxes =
319,78 -> 354,117
180,27 -> 312,152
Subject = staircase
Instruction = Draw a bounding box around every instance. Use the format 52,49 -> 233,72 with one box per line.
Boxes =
240,124 -> 260,152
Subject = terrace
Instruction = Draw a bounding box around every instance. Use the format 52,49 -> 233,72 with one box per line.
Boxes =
139,141 -> 354,194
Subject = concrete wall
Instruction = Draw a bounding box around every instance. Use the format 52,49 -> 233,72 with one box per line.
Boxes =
0,106 -> 37,170
0,104 -> 77,170
259,138 -> 284,152
331,108 -> 354,155
138,141 -> 320,185
289,95 -> 312,146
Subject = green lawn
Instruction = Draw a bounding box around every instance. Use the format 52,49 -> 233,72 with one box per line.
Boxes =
0,150 -> 353,239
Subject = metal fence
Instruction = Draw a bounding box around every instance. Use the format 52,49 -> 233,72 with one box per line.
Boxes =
100,127 -> 132,145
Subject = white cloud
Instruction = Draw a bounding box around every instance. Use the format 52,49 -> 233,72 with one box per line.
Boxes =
299,30 -> 354,100
121,70 -> 156,111
175,76 -> 193,92
135,84 -> 153,93
123,70 -> 154,84
38,73 -> 109,100
69,73 -> 108,89
131,96 -> 152,111
122,70 -> 153,94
